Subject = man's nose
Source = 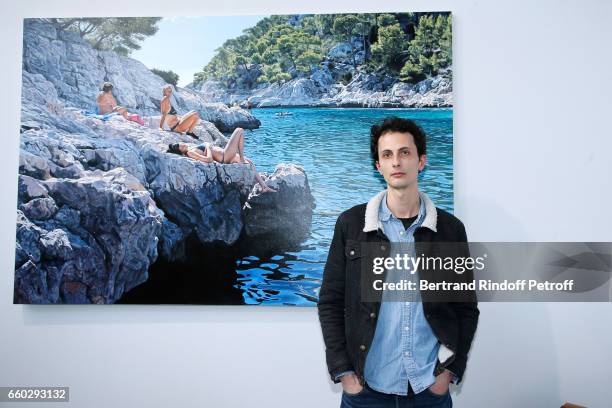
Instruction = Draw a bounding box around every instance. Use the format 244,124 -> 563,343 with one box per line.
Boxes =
392,155 -> 400,166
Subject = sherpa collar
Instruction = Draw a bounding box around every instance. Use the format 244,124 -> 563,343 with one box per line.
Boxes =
363,190 -> 438,233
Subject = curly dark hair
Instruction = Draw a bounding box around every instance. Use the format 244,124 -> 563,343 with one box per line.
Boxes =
370,117 -> 427,169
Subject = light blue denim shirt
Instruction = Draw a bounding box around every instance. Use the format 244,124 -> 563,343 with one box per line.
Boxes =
363,192 -> 441,395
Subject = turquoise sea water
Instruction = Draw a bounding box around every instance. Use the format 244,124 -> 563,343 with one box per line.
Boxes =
235,108 -> 454,306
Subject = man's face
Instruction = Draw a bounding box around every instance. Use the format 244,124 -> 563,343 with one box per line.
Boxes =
375,131 -> 426,190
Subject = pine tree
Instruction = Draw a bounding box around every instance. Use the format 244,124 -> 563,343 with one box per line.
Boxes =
56,17 -> 161,56
400,14 -> 452,83
371,23 -> 406,70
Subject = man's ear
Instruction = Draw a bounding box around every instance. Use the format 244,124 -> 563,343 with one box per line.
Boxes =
375,160 -> 382,175
418,154 -> 427,172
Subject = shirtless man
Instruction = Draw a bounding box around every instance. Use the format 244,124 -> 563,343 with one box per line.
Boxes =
96,82 -> 119,114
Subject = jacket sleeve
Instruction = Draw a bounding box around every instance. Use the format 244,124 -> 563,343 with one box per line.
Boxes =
317,213 -> 354,383
446,221 -> 479,384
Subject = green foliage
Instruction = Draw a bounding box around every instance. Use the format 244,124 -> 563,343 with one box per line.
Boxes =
275,25 -> 323,73
55,17 -> 161,56
331,14 -> 375,67
437,15 -> 453,71
194,13 -> 452,88
196,19 -> 323,86
242,15 -> 291,39
400,15 -> 452,83
376,14 -> 398,27
259,63 -> 292,84
371,23 -> 406,70
299,16 -> 319,36
197,47 -> 236,87
332,15 -> 362,41
313,14 -> 336,36
151,68 -> 179,86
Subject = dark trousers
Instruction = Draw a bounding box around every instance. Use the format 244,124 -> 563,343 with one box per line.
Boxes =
341,382 -> 452,408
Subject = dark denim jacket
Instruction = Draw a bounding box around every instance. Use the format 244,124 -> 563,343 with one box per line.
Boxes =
317,191 -> 479,385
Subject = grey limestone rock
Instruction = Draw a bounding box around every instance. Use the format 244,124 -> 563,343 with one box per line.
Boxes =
243,163 -> 315,243
22,19 -> 259,131
19,197 -> 58,221
14,168 -> 164,304
14,19 -> 317,303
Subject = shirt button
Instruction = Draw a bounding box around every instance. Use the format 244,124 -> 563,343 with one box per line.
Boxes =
400,231 -> 404,235
404,352 -> 410,357
360,345 -> 367,351
404,326 -> 409,331
405,302 -> 410,305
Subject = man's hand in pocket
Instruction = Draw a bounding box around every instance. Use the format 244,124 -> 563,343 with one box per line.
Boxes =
428,369 -> 452,395
341,373 -> 363,395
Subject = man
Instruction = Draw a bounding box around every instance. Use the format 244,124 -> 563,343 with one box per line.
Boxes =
96,82 -> 119,114
96,82 -> 144,126
318,117 -> 479,407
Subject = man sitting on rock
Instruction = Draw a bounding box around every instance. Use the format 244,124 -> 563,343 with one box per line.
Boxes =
96,82 -> 119,114
96,82 -> 144,125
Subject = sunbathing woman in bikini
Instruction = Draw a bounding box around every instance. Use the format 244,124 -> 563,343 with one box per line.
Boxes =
167,128 -> 276,193
160,84 -> 200,138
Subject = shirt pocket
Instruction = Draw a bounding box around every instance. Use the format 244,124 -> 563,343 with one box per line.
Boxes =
345,240 -> 363,261
344,240 -> 364,309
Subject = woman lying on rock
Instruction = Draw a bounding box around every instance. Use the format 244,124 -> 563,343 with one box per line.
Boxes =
167,128 -> 276,193
160,84 -> 200,138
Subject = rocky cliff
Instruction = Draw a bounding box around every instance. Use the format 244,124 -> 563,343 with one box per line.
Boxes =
190,38 -> 452,108
23,19 -> 261,130
15,20 -> 316,304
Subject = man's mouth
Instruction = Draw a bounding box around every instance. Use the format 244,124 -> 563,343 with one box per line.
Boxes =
391,172 -> 405,177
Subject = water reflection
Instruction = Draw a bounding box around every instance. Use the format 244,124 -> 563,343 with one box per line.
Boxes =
120,108 -> 453,306
234,108 -> 453,305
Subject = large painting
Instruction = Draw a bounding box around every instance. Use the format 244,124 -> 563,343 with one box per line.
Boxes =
15,13 -> 453,305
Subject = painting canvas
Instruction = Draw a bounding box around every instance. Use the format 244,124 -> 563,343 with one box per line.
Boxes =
14,13 -> 453,305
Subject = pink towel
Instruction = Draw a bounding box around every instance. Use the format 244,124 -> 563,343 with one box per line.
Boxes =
126,114 -> 144,126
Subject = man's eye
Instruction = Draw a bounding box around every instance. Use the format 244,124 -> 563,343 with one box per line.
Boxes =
401,150 -> 410,155
382,152 -> 391,158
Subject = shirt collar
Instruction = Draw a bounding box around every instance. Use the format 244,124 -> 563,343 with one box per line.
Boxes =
378,191 -> 425,225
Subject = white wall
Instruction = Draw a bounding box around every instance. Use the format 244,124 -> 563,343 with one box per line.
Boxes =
1,1 -> 611,407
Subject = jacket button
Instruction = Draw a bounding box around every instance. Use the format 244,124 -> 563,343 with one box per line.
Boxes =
350,250 -> 355,256
380,245 -> 386,251
369,312 -> 376,319
360,345 -> 367,351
